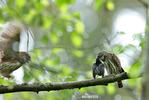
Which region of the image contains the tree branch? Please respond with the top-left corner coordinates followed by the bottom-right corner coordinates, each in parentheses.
top-left (0, 72), bottom-right (141, 94)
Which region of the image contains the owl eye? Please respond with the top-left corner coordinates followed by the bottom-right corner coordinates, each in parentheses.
top-left (98, 54), bottom-right (103, 58)
top-left (97, 55), bottom-right (104, 61)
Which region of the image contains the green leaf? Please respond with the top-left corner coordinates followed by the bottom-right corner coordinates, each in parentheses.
top-left (34, 1), bottom-right (44, 11)
top-left (75, 21), bottom-right (84, 33)
top-left (50, 33), bottom-right (59, 44)
top-left (61, 13), bottom-right (72, 20)
top-left (43, 57), bottom-right (60, 66)
top-left (128, 61), bottom-right (141, 78)
top-left (112, 45), bottom-right (125, 54)
top-left (118, 31), bottom-right (126, 34)
top-left (139, 38), bottom-right (145, 49)
top-left (87, 57), bottom-right (94, 65)
top-left (41, 34), bottom-right (49, 43)
top-left (107, 84), bottom-right (115, 95)
top-left (94, 0), bottom-right (104, 10)
top-left (25, 9), bottom-right (36, 22)
top-left (49, 58), bottom-right (60, 66)
top-left (43, 16), bottom-right (52, 29)
top-left (106, 0), bottom-right (115, 11)
top-left (17, 0), bottom-right (25, 8)
top-left (52, 48), bottom-right (64, 54)
top-left (33, 49), bottom-right (42, 56)
top-left (127, 79), bottom-right (137, 87)
top-left (61, 65), bottom-right (72, 76)
top-left (43, 58), bottom-right (51, 66)
top-left (31, 49), bottom-right (43, 62)
top-left (72, 50), bottom-right (84, 58)
top-left (125, 44), bottom-right (136, 51)
top-left (97, 86), bottom-right (105, 95)
top-left (133, 33), bottom-right (143, 41)
top-left (71, 34), bottom-right (82, 47)
top-left (72, 12), bottom-right (80, 19)
top-left (23, 70), bottom-right (33, 82)
top-left (79, 88), bottom-right (86, 94)
top-left (55, 0), bottom-right (75, 6)
top-left (59, 4), bottom-right (68, 13)
top-left (22, 93), bottom-right (32, 100)
top-left (41, 0), bottom-right (49, 7)
top-left (5, 94), bottom-right (13, 100)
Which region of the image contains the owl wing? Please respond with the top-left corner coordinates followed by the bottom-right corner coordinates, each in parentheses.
top-left (0, 60), bottom-right (22, 78)
top-left (111, 53), bottom-right (124, 73)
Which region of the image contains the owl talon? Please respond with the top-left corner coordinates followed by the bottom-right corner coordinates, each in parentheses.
top-left (104, 74), bottom-right (115, 77)
top-left (104, 75), bottom-right (110, 77)
top-left (3, 75), bottom-right (14, 79)
top-left (6, 75), bottom-right (14, 79)
top-left (0, 72), bottom-right (14, 79)
top-left (111, 74), bottom-right (116, 77)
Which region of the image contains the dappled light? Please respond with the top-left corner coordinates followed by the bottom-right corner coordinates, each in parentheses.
top-left (0, 0), bottom-right (149, 100)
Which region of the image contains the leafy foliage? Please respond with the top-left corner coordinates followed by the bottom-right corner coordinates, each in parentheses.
top-left (0, 0), bottom-right (145, 99)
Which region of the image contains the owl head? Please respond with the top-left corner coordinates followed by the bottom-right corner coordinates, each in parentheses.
top-left (97, 51), bottom-right (108, 61)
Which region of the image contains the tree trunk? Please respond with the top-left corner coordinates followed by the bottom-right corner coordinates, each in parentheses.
top-left (141, 1), bottom-right (149, 99)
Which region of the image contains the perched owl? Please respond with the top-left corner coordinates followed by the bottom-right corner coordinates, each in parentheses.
top-left (92, 57), bottom-right (105, 79)
top-left (0, 21), bottom-right (31, 78)
top-left (97, 51), bottom-right (124, 88)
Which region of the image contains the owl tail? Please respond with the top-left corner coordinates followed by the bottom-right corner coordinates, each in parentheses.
top-left (117, 81), bottom-right (123, 88)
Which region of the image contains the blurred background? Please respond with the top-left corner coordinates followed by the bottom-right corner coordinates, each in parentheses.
top-left (0, 0), bottom-right (147, 100)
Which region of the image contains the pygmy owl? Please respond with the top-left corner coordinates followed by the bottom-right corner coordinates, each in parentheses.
top-left (0, 21), bottom-right (31, 78)
top-left (97, 51), bottom-right (124, 88)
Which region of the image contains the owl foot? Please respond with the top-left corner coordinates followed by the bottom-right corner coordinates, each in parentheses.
top-left (110, 74), bottom-right (116, 77)
top-left (5, 75), bottom-right (14, 79)
top-left (0, 72), bottom-right (14, 79)
top-left (105, 74), bottom-right (116, 77)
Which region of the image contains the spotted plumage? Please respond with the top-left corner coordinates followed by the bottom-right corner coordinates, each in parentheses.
top-left (97, 51), bottom-right (124, 88)
top-left (0, 22), bottom-right (31, 78)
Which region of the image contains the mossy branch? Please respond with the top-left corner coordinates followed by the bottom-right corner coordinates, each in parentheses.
top-left (0, 72), bottom-right (140, 94)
